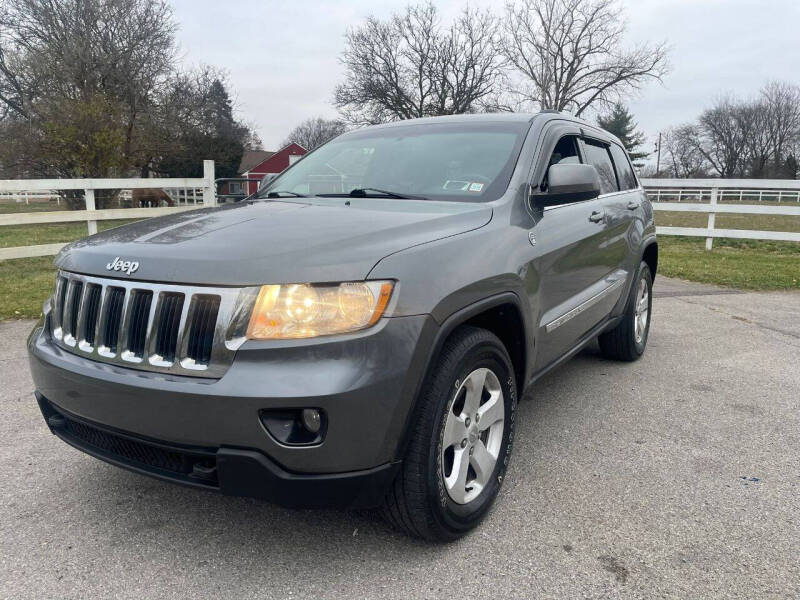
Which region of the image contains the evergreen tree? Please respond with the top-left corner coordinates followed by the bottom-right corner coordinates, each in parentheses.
top-left (597, 103), bottom-right (649, 165)
top-left (783, 154), bottom-right (798, 179)
top-left (154, 71), bottom-right (253, 179)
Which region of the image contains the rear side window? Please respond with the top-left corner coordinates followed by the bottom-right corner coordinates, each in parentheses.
top-left (582, 140), bottom-right (618, 195)
top-left (609, 144), bottom-right (638, 190)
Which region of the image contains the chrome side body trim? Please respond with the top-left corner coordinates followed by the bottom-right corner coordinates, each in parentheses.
top-left (544, 278), bottom-right (625, 333)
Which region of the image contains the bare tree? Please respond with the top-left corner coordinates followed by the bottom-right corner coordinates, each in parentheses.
top-left (662, 125), bottom-right (708, 178)
top-left (281, 117), bottom-right (348, 151)
top-left (656, 81), bottom-right (800, 180)
top-left (694, 97), bottom-right (752, 178)
top-left (762, 81), bottom-right (800, 173)
top-left (497, 0), bottom-right (669, 116)
top-left (334, 3), bottom-right (502, 124)
top-left (738, 100), bottom-right (772, 178)
top-left (0, 0), bottom-right (176, 178)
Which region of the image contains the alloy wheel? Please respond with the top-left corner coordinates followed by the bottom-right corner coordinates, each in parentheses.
top-left (634, 276), bottom-right (650, 344)
top-left (440, 367), bottom-right (505, 504)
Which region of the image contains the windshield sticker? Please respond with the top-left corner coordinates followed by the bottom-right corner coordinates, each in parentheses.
top-left (443, 180), bottom-right (470, 191)
top-left (468, 182), bottom-right (484, 192)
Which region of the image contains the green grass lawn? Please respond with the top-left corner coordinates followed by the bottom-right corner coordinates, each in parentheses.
top-left (656, 211), bottom-right (800, 233)
top-left (658, 236), bottom-right (800, 290)
top-left (0, 220), bottom-right (138, 248)
top-left (0, 256), bottom-right (56, 320)
top-left (0, 200), bottom-right (66, 214)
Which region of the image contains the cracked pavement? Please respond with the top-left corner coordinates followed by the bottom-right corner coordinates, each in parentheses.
top-left (1, 276), bottom-right (798, 599)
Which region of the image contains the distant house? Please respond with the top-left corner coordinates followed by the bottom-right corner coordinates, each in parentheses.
top-left (220, 143), bottom-right (307, 199)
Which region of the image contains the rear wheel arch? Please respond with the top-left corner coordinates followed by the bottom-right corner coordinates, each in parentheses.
top-left (642, 240), bottom-right (658, 280)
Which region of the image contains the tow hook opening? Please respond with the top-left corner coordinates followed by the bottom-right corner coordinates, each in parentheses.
top-left (190, 460), bottom-right (217, 482)
top-left (47, 414), bottom-right (66, 429)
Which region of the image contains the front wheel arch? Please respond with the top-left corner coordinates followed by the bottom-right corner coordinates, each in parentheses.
top-left (394, 292), bottom-right (529, 464)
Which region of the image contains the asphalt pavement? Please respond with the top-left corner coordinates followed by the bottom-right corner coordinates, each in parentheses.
top-left (0, 276), bottom-right (798, 599)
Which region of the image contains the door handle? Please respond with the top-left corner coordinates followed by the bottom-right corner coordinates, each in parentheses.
top-left (626, 201), bottom-right (640, 210)
top-left (589, 210), bottom-right (604, 223)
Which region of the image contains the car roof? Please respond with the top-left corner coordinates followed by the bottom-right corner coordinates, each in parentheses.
top-left (354, 111), bottom-right (598, 132)
top-left (341, 111), bottom-right (624, 149)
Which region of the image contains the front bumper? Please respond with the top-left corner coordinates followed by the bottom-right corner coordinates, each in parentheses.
top-left (28, 314), bottom-right (438, 507)
top-left (37, 394), bottom-right (399, 508)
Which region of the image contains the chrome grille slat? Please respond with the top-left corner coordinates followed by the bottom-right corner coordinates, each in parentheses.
top-left (99, 286), bottom-right (126, 356)
top-left (50, 271), bottom-right (239, 379)
top-left (76, 283), bottom-right (101, 352)
top-left (123, 290), bottom-right (153, 362)
top-left (149, 292), bottom-right (184, 365)
top-left (52, 276), bottom-right (68, 339)
top-left (62, 280), bottom-right (83, 346)
top-left (82, 284), bottom-right (103, 347)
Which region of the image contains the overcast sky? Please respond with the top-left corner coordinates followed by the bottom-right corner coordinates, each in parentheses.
top-left (172, 0), bottom-right (800, 154)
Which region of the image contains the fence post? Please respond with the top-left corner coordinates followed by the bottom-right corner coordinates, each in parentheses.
top-left (85, 188), bottom-right (98, 235)
top-left (203, 160), bottom-right (216, 207)
top-left (706, 187), bottom-right (717, 251)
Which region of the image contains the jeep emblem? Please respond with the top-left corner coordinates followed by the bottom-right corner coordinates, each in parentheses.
top-left (106, 257), bottom-right (139, 275)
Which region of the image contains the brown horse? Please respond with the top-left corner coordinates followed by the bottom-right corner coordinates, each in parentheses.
top-left (132, 188), bottom-right (174, 208)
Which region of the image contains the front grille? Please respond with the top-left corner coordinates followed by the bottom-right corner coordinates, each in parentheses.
top-left (50, 271), bottom-right (241, 378)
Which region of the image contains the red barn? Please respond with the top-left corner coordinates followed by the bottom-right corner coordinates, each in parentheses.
top-left (221, 143), bottom-right (308, 198)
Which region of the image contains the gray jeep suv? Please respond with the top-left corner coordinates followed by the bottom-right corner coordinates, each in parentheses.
top-left (28, 112), bottom-right (656, 541)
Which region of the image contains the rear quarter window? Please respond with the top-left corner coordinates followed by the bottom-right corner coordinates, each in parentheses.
top-left (609, 144), bottom-right (638, 191)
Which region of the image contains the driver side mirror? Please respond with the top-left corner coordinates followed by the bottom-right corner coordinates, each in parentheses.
top-left (531, 163), bottom-right (601, 208)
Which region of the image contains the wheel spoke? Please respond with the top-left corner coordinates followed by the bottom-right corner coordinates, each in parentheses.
top-left (442, 414), bottom-right (467, 450)
top-left (477, 392), bottom-right (504, 431)
top-left (470, 439), bottom-right (495, 487)
top-left (444, 447), bottom-right (470, 504)
top-left (463, 368), bottom-right (487, 416)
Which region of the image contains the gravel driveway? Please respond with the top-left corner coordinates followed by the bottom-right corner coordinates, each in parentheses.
top-left (1, 276), bottom-right (798, 599)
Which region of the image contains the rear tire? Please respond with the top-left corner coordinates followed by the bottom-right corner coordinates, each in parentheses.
top-left (598, 261), bottom-right (652, 361)
top-left (382, 326), bottom-right (517, 542)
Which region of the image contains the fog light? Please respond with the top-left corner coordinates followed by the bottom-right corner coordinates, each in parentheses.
top-left (301, 408), bottom-right (322, 434)
top-left (259, 408), bottom-right (327, 446)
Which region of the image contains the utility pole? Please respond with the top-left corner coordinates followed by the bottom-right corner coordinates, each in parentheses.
top-left (655, 132), bottom-right (662, 176)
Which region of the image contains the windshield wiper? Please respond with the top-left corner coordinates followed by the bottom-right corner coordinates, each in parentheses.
top-left (350, 187), bottom-right (428, 200)
top-left (265, 190), bottom-right (308, 198)
top-left (317, 188), bottom-right (428, 200)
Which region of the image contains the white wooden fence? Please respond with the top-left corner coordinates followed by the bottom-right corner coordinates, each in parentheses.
top-left (0, 160), bottom-right (215, 260)
top-left (2, 170), bottom-right (798, 259)
top-left (641, 178), bottom-right (800, 250)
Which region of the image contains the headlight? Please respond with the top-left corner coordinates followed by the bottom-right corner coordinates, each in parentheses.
top-left (244, 281), bottom-right (394, 340)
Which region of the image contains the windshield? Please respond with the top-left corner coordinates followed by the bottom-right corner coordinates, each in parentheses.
top-left (259, 120), bottom-right (530, 202)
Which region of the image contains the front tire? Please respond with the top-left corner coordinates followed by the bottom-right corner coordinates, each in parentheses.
top-left (598, 261), bottom-right (653, 361)
top-left (382, 326), bottom-right (517, 541)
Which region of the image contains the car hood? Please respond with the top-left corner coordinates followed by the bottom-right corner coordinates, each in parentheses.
top-left (55, 198), bottom-right (492, 285)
